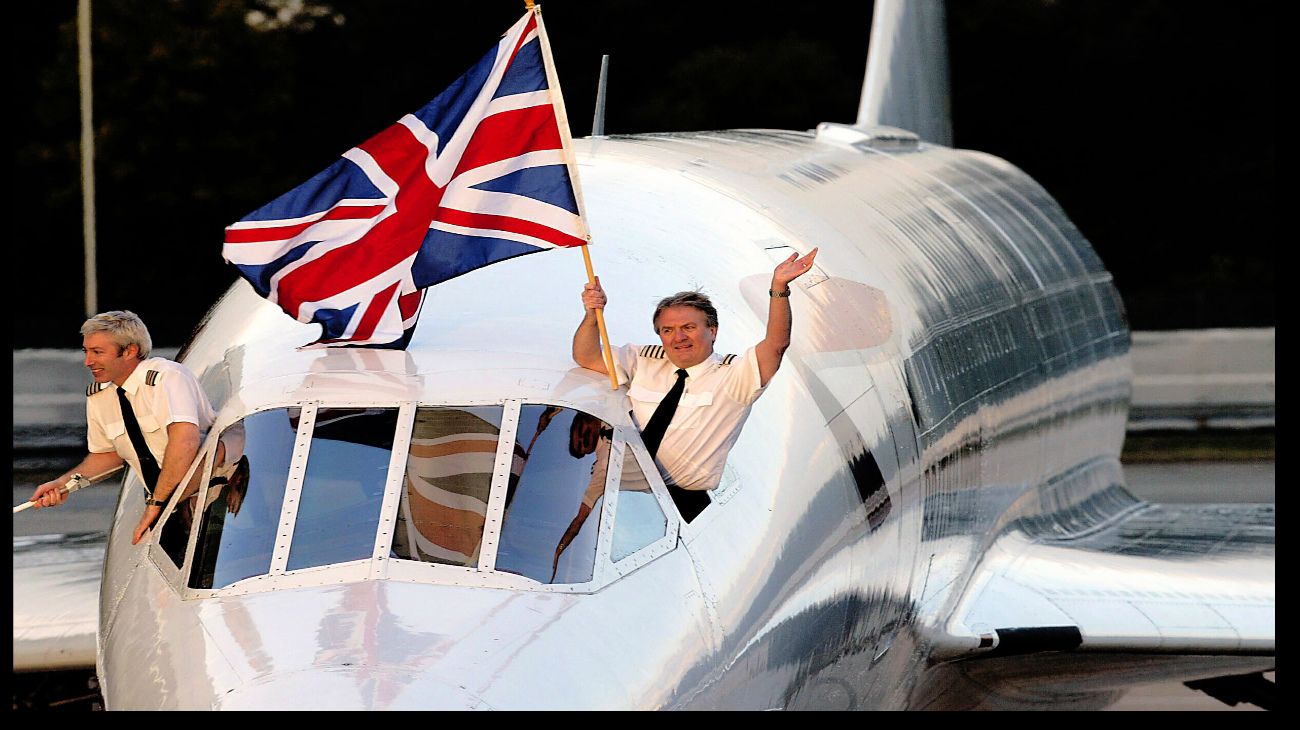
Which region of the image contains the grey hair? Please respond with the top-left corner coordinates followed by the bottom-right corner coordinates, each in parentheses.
top-left (652, 291), bottom-right (718, 330)
top-left (81, 310), bottom-right (152, 360)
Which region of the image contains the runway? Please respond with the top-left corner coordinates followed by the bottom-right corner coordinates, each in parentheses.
top-left (11, 458), bottom-right (1274, 710)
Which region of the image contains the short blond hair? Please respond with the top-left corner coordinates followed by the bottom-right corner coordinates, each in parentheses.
top-left (81, 310), bottom-right (152, 360)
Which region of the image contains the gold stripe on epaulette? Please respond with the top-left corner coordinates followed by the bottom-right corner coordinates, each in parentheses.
top-left (639, 345), bottom-right (666, 359)
top-left (145, 370), bottom-right (160, 386)
top-left (86, 383), bottom-right (106, 397)
top-left (722, 354), bottom-right (737, 365)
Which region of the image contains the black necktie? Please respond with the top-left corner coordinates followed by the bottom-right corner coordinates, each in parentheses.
top-left (640, 369), bottom-right (687, 458)
top-left (117, 386), bottom-right (161, 495)
top-left (637, 369), bottom-right (711, 523)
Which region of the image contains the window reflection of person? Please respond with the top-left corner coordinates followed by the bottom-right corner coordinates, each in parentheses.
top-left (170, 424), bottom-right (249, 537)
top-left (513, 405), bottom-right (563, 510)
top-left (551, 412), bottom-right (612, 580)
top-left (206, 424), bottom-right (250, 519)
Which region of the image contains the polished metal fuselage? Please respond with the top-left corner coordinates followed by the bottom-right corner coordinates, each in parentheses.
top-left (98, 128), bottom-right (1225, 709)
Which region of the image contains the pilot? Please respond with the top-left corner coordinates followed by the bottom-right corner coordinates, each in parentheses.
top-left (572, 249), bottom-right (818, 521)
top-left (30, 310), bottom-right (215, 545)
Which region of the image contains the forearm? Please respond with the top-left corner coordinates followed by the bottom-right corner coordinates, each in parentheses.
top-left (65, 451), bottom-right (127, 484)
top-left (573, 313), bottom-right (609, 374)
top-left (31, 451), bottom-right (124, 507)
top-left (43, 451), bottom-right (123, 490)
top-left (755, 281), bottom-right (794, 385)
top-left (765, 288), bottom-right (793, 356)
top-left (152, 423), bottom-right (201, 503)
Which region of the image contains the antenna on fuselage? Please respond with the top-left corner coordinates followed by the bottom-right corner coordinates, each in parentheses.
top-left (592, 54), bottom-right (610, 137)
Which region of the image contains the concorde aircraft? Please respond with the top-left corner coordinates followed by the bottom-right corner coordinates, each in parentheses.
top-left (14, 0), bottom-right (1274, 710)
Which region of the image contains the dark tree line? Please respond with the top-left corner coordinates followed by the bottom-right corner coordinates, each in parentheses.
top-left (12, 0), bottom-right (1275, 347)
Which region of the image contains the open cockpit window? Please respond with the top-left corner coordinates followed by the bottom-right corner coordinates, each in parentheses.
top-left (612, 447), bottom-right (665, 562)
top-left (158, 451), bottom-right (209, 570)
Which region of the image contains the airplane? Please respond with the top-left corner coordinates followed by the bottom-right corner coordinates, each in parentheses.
top-left (13, 0), bottom-right (1274, 710)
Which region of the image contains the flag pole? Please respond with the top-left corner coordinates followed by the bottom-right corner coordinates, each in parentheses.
top-left (13, 465), bottom-right (124, 514)
top-left (532, 3), bottom-right (620, 391)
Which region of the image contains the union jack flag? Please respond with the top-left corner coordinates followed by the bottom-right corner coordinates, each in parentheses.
top-left (223, 11), bottom-right (588, 348)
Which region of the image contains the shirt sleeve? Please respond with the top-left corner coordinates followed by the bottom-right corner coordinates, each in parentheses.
top-left (155, 366), bottom-right (210, 427)
top-left (612, 344), bottom-right (640, 387)
top-left (721, 346), bottom-right (767, 405)
top-left (86, 400), bottom-right (115, 453)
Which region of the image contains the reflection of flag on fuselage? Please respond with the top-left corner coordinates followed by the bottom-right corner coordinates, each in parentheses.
top-left (223, 11), bottom-right (587, 348)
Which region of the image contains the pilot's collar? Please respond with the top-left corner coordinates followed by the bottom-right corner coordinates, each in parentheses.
top-left (681, 352), bottom-right (722, 381)
top-left (117, 361), bottom-right (149, 396)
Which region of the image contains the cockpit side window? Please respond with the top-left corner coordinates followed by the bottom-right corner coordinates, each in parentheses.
top-left (611, 447), bottom-right (666, 562)
top-left (286, 408), bottom-right (398, 571)
top-left (190, 410), bottom-right (297, 589)
top-left (494, 406), bottom-right (611, 584)
top-left (392, 406), bottom-right (505, 566)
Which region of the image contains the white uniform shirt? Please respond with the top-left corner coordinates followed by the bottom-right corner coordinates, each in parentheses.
top-left (613, 344), bottom-right (767, 490)
top-left (86, 357), bottom-right (215, 482)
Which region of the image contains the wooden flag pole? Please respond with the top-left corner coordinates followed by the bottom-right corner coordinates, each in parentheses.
top-left (533, 3), bottom-right (620, 390)
top-left (579, 245), bottom-right (619, 389)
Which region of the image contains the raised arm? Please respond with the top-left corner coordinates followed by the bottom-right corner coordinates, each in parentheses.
top-left (755, 248), bottom-right (818, 386)
top-left (573, 276), bottom-right (610, 375)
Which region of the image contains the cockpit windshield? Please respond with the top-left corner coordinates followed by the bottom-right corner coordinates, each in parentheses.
top-left (161, 401), bottom-right (675, 594)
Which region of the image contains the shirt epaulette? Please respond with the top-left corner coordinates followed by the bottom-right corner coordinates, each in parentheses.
top-left (87, 382), bottom-right (109, 397)
top-left (721, 354), bottom-right (737, 365)
top-left (145, 369), bottom-right (161, 386)
top-left (639, 345), bottom-right (666, 359)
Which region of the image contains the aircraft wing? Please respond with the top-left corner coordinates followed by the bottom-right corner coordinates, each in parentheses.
top-left (924, 501), bottom-right (1274, 708)
top-left (13, 532), bottom-right (105, 672)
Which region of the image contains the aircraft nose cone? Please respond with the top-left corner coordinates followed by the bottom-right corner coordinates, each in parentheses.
top-left (214, 666), bottom-right (494, 710)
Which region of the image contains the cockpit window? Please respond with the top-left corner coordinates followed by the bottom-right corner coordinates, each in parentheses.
top-left (611, 448), bottom-right (665, 562)
top-left (494, 406), bottom-right (611, 584)
top-left (190, 410), bottom-right (297, 589)
top-left (392, 406), bottom-right (507, 566)
top-left (286, 408), bottom-right (397, 571)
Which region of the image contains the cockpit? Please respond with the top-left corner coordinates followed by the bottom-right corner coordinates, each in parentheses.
top-left (149, 399), bottom-right (680, 598)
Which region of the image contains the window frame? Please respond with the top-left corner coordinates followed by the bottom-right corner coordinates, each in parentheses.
top-left (147, 434), bottom-right (217, 587)
top-left (152, 397), bottom-right (683, 601)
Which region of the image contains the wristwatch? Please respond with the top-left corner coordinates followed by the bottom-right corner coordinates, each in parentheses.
top-left (769, 288), bottom-right (791, 298)
top-left (146, 498), bottom-right (167, 507)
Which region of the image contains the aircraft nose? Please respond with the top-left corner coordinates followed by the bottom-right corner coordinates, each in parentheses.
top-left (214, 666), bottom-right (494, 710)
